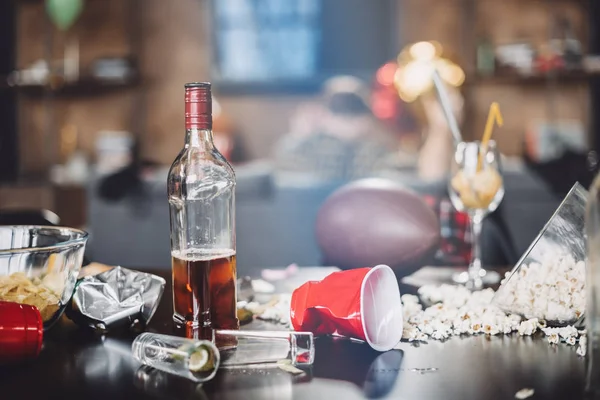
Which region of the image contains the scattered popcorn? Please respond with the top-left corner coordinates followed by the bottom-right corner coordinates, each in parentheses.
top-left (501, 323), bottom-right (514, 335)
top-left (471, 322), bottom-right (482, 334)
top-left (494, 249), bottom-right (585, 324)
top-left (404, 285), bottom-right (517, 342)
top-left (515, 388), bottom-right (535, 399)
top-left (547, 333), bottom-right (559, 344)
top-left (401, 294), bottom-right (420, 304)
top-left (558, 325), bottom-right (579, 339)
top-left (517, 319), bottom-right (538, 336)
top-left (483, 324), bottom-right (500, 336)
top-left (537, 319), bottom-right (547, 329)
top-left (541, 326), bottom-right (579, 342)
top-left (402, 295), bottom-right (423, 322)
top-left (401, 283), bottom-right (587, 356)
top-left (508, 314), bottom-right (523, 329)
top-left (245, 294), bottom-right (291, 326)
top-left (402, 325), bottom-right (419, 341)
top-left (431, 330), bottom-right (449, 341)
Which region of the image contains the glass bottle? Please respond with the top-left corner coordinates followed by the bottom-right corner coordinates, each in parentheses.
top-left (587, 174), bottom-right (600, 395)
top-left (168, 82), bottom-right (239, 349)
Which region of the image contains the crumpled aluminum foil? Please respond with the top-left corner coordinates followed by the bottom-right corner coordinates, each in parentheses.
top-left (67, 266), bottom-right (165, 332)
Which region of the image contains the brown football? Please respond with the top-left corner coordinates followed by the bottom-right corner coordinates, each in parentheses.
top-left (315, 178), bottom-right (440, 276)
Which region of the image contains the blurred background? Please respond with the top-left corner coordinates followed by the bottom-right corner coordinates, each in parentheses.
top-left (0, 0), bottom-right (599, 275)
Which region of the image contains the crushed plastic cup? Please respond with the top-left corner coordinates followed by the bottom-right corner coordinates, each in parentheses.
top-left (493, 182), bottom-right (588, 326)
top-left (290, 264), bottom-right (403, 352)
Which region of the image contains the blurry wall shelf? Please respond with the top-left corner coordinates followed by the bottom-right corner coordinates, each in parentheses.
top-left (0, 183), bottom-right (54, 211)
top-left (5, 74), bottom-right (141, 98)
top-left (13, 0), bottom-right (144, 182)
top-left (14, 0), bottom-right (100, 3)
top-left (460, 0), bottom-right (591, 147)
top-left (0, 183), bottom-right (86, 228)
top-left (474, 0), bottom-right (589, 8)
top-left (472, 70), bottom-right (600, 85)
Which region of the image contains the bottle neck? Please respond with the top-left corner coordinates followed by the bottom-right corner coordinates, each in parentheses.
top-left (185, 128), bottom-right (214, 149)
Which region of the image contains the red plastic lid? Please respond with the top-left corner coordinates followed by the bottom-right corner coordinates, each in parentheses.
top-left (0, 301), bottom-right (44, 362)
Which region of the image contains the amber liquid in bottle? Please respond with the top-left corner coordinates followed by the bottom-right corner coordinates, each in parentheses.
top-left (172, 250), bottom-right (238, 348)
top-left (168, 82), bottom-right (239, 349)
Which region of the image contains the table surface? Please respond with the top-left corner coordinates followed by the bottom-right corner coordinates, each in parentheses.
top-left (0, 267), bottom-right (587, 400)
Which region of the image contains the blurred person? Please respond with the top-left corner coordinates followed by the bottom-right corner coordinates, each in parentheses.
top-left (274, 76), bottom-right (399, 181)
top-left (275, 75), bottom-right (462, 183)
top-left (416, 86), bottom-right (463, 182)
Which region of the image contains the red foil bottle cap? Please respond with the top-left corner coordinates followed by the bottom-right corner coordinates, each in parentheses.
top-left (185, 82), bottom-right (212, 130)
top-left (0, 301), bottom-right (44, 363)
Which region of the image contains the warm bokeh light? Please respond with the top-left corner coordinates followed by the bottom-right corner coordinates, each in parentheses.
top-left (409, 41), bottom-right (436, 61)
top-left (394, 59), bottom-right (435, 102)
top-left (437, 59), bottom-right (465, 87)
top-left (376, 62), bottom-right (398, 87)
top-left (372, 96), bottom-right (396, 119)
top-left (393, 41), bottom-right (465, 103)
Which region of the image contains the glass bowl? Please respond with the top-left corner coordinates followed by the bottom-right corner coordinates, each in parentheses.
top-left (0, 226), bottom-right (88, 330)
top-left (492, 182), bottom-right (587, 326)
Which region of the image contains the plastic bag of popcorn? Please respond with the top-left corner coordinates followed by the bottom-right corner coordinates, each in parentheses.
top-left (493, 182), bottom-right (588, 326)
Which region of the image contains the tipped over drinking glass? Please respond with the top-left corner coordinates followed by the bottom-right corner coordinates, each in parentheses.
top-left (449, 140), bottom-right (504, 289)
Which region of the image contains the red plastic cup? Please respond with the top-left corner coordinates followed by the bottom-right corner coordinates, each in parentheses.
top-left (290, 264), bottom-right (403, 352)
top-left (0, 301), bottom-right (44, 362)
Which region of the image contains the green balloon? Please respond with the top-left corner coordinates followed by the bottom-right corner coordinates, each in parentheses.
top-left (46, 0), bottom-right (84, 31)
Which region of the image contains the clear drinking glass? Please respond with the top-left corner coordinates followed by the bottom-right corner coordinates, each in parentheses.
top-left (448, 140), bottom-right (505, 289)
top-left (132, 333), bottom-right (221, 383)
top-left (216, 330), bottom-right (314, 367)
top-left (132, 331), bottom-right (314, 382)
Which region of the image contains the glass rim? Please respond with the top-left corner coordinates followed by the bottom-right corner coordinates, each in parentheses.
top-left (457, 140), bottom-right (500, 154)
top-left (0, 225), bottom-right (89, 254)
top-left (460, 139), bottom-right (498, 147)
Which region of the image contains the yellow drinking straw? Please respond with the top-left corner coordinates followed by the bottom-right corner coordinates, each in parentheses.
top-left (477, 102), bottom-right (503, 171)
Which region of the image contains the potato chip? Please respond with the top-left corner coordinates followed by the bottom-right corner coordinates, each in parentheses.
top-left (0, 281), bottom-right (19, 297)
top-left (0, 272), bottom-right (61, 322)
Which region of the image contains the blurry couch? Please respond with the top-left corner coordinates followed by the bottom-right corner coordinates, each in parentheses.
top-left (85, 160), bottom-right (562, 276)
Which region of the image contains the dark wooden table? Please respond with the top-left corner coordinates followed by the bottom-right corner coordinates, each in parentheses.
top-left (0, 268), bottom-right (587, 400)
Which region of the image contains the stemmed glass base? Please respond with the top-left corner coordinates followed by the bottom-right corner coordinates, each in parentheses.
top-left (451, 209), bottom-right (501, 290)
